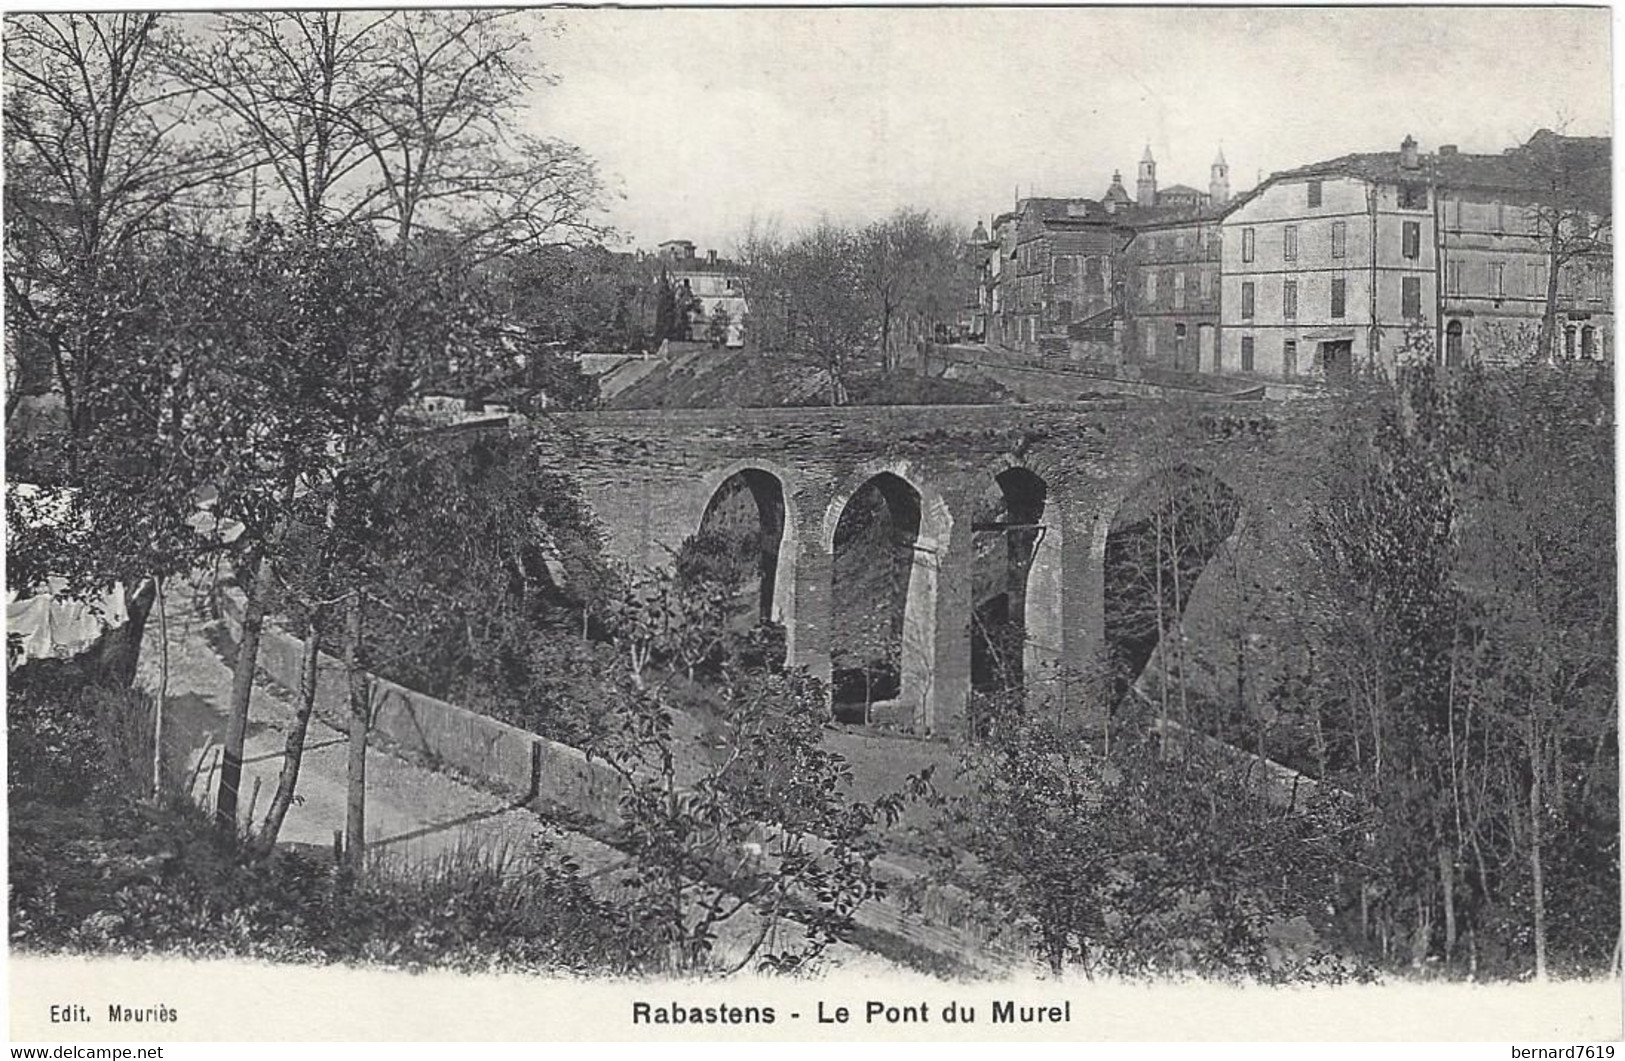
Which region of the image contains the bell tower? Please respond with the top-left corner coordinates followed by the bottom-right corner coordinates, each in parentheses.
top-left (1136, 144), bottom-right (1158, 207)
top-left (1209, 148), bottom-right (1230, 205)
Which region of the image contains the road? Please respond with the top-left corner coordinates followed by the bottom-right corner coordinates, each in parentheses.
top-left (136, 590), bottom-right (907, 977)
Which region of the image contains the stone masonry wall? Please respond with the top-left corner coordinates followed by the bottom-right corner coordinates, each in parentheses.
top-left (543, 399), bottom-right (1328, 737)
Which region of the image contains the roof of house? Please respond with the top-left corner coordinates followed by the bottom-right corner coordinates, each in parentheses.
top-left (1271, 130), bottom-right (1610, 207)
top-left (1159, 183), bottom-right (1206, 198)
top-left (1019, 196), bottom-right (1105, 221)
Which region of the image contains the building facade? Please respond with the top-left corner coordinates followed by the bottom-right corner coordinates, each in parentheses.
top-left (1122, 211), bottom-right (1227, 373)
top-left (1220, 132), bottom-right (1611, 380)
top-left (657, 241), bottom-right (748, 347)
top-left (991, 197), bottom-right (1129, 355)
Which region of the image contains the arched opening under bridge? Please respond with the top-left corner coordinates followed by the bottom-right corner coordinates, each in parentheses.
top-left (829, 472), bottom-right (936, 727)
top-left (1103, 464), bottom-right (1241, 711)
top-left (968, 467), bottom-right (1061, 710)
top-left (680, 468), bottom-right (790, 670)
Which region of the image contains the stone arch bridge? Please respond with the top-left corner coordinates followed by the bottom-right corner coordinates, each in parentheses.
top-left (543, 400), bottom-right (1328, 739)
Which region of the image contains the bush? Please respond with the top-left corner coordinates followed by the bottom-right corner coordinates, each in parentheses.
top-left (8, 666), bottom-right (638, 974)
top-left (922, 699), bottom-right (1369, 983)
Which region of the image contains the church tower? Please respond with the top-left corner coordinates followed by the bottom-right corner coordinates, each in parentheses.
top-left (1209, 148), bottom-right (1230, 206)
top-left (1136, 145), bottom-right (1158, 207)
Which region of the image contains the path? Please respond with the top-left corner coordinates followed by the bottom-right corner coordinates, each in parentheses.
top-left (135, 590), bottom-right (907, 977)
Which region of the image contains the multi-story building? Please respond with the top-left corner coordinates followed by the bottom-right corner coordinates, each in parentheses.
top-left (1122, 209), bottom-right (1228, 373)
top-left (1220, 132), bottom-right (1611, 380)
top-left (1436, 130), bottom-right (1612, 365)
top-left (992, 196), bottom-right (1129, 355)
top-left (982, 146), bottom-right (1236, 359)
top-left (656, 240), bottom-right (748, 347)
top-left (1121, 151), bottom-right (1236, 372)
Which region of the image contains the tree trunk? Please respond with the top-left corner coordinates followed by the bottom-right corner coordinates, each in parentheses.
top-left (343, 591), bottom-right (368, 869)
top-left (92, 576), bottom-right (156, 689)
top-left (1537, 222), bottom-right (1564, 363)
top-left (151, 575), bottom-right (168, 801)
top-left (256, 606), bottom-right (324, 856)
top-left (1529, 718), bottom-right (1548, 981)
top-left (1439, 845), bottom-right (1457, 965)
top-left (216, 553), bottom-right (270, 832)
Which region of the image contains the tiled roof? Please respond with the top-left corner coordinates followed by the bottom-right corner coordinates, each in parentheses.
top-left (1020, 196), bottom-right (1104, 221)
top-left (1272, 131), bottom-right (1610, 207)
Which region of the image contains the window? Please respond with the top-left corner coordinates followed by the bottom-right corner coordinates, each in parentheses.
top-left (1241, 281), bottom-right (1255, 319)
top-left (1533, 263), bottom-right (1548, 297)
top-left (1331, 221), bottom-right (1347, 259)
top-left (1173, 271), bottom-right (1186, 309)
top-left (1175, 232), bottom-right (1186, 252)
top-left (1174, 323), bottom-right (1187, 368)
top-left (1398, 184), bottom-right (1428, 210)
top-left (1489, 263), bottom-right (1505, 298)
top-left (1403, 221), bottom-right (1421, 260)
top-left (1331, 277), bottom-right (1347, 319)
top-left (1284, 225), bottom-right (1298, 261)
top-left (1054, 256), bottom-right (1075, 281)
top-left (1146, 326), bottom-right (1158, 361)
top-left (1283, 280), bottom-right (1298, 320)
top-left (1242, 227), bottom-right (1255, 263)
top-left (1447, 261), bottom-right (1462, 296)
top-left (1145, 272), bottom-right (1158, 303)
top-left (1402, 275), bottom-right (1422, 318)
top-left (1058, 300), bottom-right (1074, 323)
top-left (1284, 339), bottom-right (1298, 377)
top-left (1199, 269), bottom-right (1212, 301)
top-left (1495, 202), bottom-right (1506, 235)
top-left (1308, 180), bottom-right (1323, 208)
top-left (1449, 198), bottom-right (1462, 231)
top-left (1241, 336), bottom-right (1255, 372)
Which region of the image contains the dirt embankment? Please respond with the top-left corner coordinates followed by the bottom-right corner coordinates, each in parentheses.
top-left (598, 345), bottom-right (1012, 409)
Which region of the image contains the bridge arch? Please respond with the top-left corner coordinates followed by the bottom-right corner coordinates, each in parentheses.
top-left (1100, 460), bottom-right (1243, 710)
top-left (822, 461), bottom-right (955, 733)
top-left (686, 460), bottom-right (801, 662)
top-left (969, 460), bottom-right (1066, 709)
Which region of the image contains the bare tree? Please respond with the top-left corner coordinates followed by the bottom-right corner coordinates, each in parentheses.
top-left (740, 220), bottom-right (872, 404)
top-left (1513, 128), bottom-right (1611, 364)
top-left (167, 11), bottom-right (607, 257)
top-left (858, 208), bottom-right (962, 372)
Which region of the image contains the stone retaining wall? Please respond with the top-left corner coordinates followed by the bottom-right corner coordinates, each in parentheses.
top-left (217, 588), bottom-right (627, 824)
top-left (215, 586), bottom-right (1031, 973)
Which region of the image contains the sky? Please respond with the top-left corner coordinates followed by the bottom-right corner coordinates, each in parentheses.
top-left (526, 7), bottom-right (1612, 254)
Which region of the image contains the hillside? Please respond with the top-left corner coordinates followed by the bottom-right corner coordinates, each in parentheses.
top-left (600, 345), bottom-right (1013, 409)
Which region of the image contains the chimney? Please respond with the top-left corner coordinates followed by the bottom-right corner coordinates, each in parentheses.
top-left (1401, 134), bottom-right (1420, 170)
top-left (707, 249), bottom-right (718, 265)
top-left (1439, 144), bottom-right (1458, 156)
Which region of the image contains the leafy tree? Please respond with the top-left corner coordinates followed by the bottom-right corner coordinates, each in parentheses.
top-left (4, 12), bottom-right (244, 468)
top-left (1306, 363), bottom-right (1615, 977)
top-left (592, 656), bottom-right (898, 975)
top-left (923, 699), bottom-right (1359, 981)
top-left (706, 304), bottom-right (732, 348)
